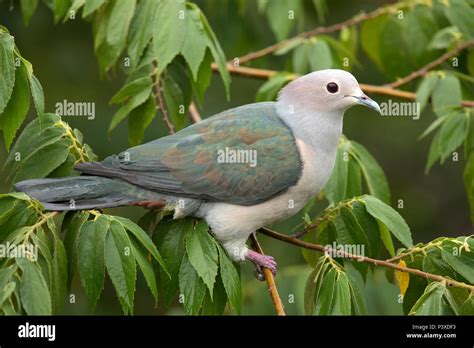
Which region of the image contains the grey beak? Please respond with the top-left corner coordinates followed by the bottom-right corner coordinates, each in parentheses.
top-left (353, 95), bottom-right (381, 114)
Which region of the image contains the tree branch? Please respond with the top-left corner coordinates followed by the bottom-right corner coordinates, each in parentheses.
top-left (258, 227), bottom-right (474, 292)
top-left (387, 39), bottom-right (474, 89)
top-left (249, 234), bottom-right (286, 315)
top-left (211, 63), bottom-right (474, 108)
top-left (188, 101), bottom-right (202, 123)
top-left (236, 3), bottom-right (405, 65)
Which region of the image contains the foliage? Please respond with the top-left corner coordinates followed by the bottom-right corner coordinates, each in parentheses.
top-left (0, 0), bottom-right (473, 315)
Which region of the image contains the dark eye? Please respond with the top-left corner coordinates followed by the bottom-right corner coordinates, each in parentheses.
top-left (326, 82), bottom-right (339, 93)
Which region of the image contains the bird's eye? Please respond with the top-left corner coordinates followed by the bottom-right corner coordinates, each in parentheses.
top-left (326, 82), bottom-right (339, 93)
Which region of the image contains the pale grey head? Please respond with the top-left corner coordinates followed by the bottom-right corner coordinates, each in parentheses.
top-left (277, 69), bottom-right (381, 115)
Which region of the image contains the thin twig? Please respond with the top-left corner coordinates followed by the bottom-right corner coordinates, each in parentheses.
top-left (258, 227), bottom-right (474, 292)
top-left (153, 80), bottom-right (175, 134)
top-left (236, 3), bottom-right (405, 65)
top-left (211, 63), bottom-right (474, 108)
top-left (387, 39), bottom-right (474, 88)
top-left (249, 234), bottom-right (286, 315)
top-left (188, 101), bottom-right (202, 123)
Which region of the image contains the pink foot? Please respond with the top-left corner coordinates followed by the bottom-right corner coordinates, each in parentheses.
top-left (246, 250), bottom-right (277, 275)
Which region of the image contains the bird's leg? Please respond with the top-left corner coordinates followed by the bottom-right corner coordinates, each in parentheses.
top-left (245, 249), bottom-right (277, 276)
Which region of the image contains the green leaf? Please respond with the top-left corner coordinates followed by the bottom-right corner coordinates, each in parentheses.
top-left (51, 233), bottom-right (67, 313)
top-left (202, 273), bottom-right (227, 315)
top-left (216, 242), bottom-right (241, 314)
top-left (428, 26), bottom-right (458, 50)
top-left (350, 141), bottom-right (391, 204)
top-left (82, 0), bottom-right (105, 17)
top-left (425, 130), bottom-right (442, 174)
top-left (324, 141), bottom-right (349, 204)
top-left (128, 96), bottom-right (156, 146)
top-left (52, 0), bottom-right (71, 23)
top-left (431, 74), bottom-right (462, 116)
top-left (111, 77), bottom-right (153, 105)
top-left (30, 74), bottom-right (45, 122)
top-left (185, 221), bottom-right (218, 295)
top-left (106, 0), bottom-right (136, 53)
top-left (315, 267), bottom-right (337, 315)
top-left (418, 113), bottom-right (447, 140)
top-left (255, 73), bottom-right (293, 102)
top-left (464, 153), bottom-right (474, 224)
top-left (0, 282), bottom-right (15, 308)
top-left (351, 202), bottom-right (381, 259)
top-left (113, 216), bottom-right (167, 274)
top-left (190, 49), bottom-right (212, 105)
top-left (12, 138), bottom-right (71, 182)
top-left (179, 253), bottom-right (206, 315)
top-left (362, 195), bottom-right (413, 248)
top-left (130, 237), bottom-right (158, 305)
top-left (307, 39), bottom-right (333, 71)
top-left (4, 114), bottom-right (64, 177)
top-left (153, 0), bottom-right (187, 74)
top-left (438, 110), bottom-right (468, 162)
top-left (264, 0), bottom-right (299, 41)
top-left (20, 0), bottom-right (39, 25)
top-left (109, 85), bottom-right (151, 133)
top-left (199, 9), bottom-right (230, 98)
top-left (153, 217), bottom-right (191, 305)
top-left (360, 15), bottom-right (389, 71)
top-left (63, 211), bottom-right (89, 289)
top-left (0, 31), bottom-right (15, 116)
top-left (77, 215), bottom-right (108, 309)
top-left (444, 0), bottom-right (474, 39)
top-left (127, 0), bottom-right (159, 69)
top-left (467, 49), bottom-right (474, 77)
top-left (441, 241), bottom-right (474, 283)
top-left (416, 73), bottom-right (439, 114)
top-left (17, 258), bottom-right (52, 315)
top-left (409, 281), bottom-right (446, 315)
top-left (105, 220), bottom-right (136, 313)
top-left (181, 4), bottom-right (208, 81)
top-left (0, 61), bottom-right (30, 151)
top-left (304, 257), bottom-right (329, 314)
top-left (346, 157), bottom-right (362, 198)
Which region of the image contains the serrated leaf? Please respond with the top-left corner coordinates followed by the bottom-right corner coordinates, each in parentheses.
top-left (130, 237), bottom-right (158, 305)
top-left (216, 242), bottom-right (241, 314)
top-left (409, 281), bottom-right (446, 315)
top-left (113, 216), bottom-right (167, 274)
top-left (441, 241), bottom-right (474, 283)
top-left (153, 0), bottom-right (187, 74)
top-left (438, 110), bottom-right (468, 162)
top-left (416, 74), bottom-right (439, 114)
top-left (0, 61), bottom-right (30, 151)
top-left (77, 215), bottom-right (108, 309)
top-left (127, 0), bottom-right (159, 69)
top-left (17, 258), bottom-right (52, 315)
top-left (431, 74), bottom-right (462, 117)
top-left (464, 153), bottom-right (474, 224)
top-left (0, 31), bottom-right (15, 115)
top-left (105, 220), bottom-right (136, 313)
top-left (109, 85), bottom-right (151, 133)
top-left (128, 96), bottom-right (156, 146)
top-left (63, 211), bottom-right (89, 289)
top-left (255, 73), bottom-right (292, 102)
top-left (12, 138), bottom-right (71, 182)
top-left (350, 141), bottom-right (390, 204)
top-left (30, 74), bottom-right (45, 123)
top-left (110, 76), bottom-right (153, 105)
top-left (106, 0), bottom-right (136, 54)
top-left (179, 253), bottom-right (206, 315)
top-left (363, 195), bottom-right (413, 248)
top-left (324, 141), bottom-right (349, 204)
top-left (185, 221), bottom-right (218, 296)
top-left (51, 233), bottom-right (67, 313)
top-left (181, 4), bottom-right (207, 81)
top-left (153, 217), bottom-right (191, 305)
top-left (82, 0), bottom-right (105, 17)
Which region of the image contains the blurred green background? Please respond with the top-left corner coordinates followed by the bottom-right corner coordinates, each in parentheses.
top-left (0, 0), bottom-right (471, 315)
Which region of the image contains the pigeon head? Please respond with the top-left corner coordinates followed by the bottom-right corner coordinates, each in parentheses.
top-left (277, 69), bottom-right (381, 115)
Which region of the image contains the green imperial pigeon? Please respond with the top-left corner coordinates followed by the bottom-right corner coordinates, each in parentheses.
top-left (15, 69), bottom-right (380, 274)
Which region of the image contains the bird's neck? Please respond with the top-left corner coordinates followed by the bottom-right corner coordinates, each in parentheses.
top-left (275, 101), bottom-right (344, 156)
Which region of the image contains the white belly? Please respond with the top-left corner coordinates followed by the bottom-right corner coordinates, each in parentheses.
top-left (197, 139), bottom-right (336, 245)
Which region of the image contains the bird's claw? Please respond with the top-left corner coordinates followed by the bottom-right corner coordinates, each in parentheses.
top-left (246, 250), bottom-right (277, 277)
